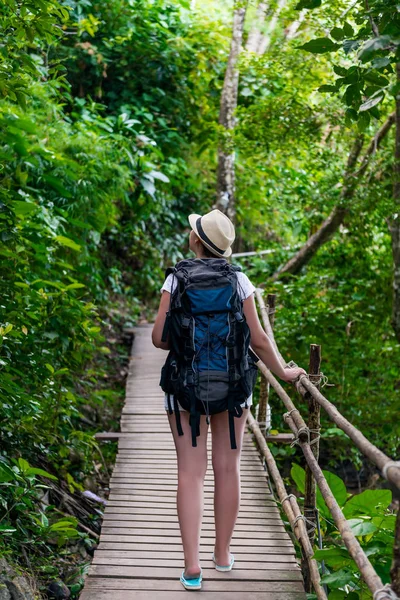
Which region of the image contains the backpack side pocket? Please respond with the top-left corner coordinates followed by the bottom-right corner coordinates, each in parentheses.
top-left (160, 351), bottom-right (178, 393)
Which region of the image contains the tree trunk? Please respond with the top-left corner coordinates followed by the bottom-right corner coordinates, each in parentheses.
top-left (215, 2), bottom-right (248, 223)
top-left (284, 9), bottom-right (306, 40)
top-left (246, 2), bottom-right (269, 53)
top-left (272, 113), bottom-right (396, 280)
top-left (258, 0), bottom-right (287, 54)
top-left (388, 63), bottom-right (400, 343)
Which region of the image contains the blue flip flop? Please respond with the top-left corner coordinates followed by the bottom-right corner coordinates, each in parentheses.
top-left (211, 552), bottom-right (235, 571)
top-left (180, 567), bottom-right (203, 590)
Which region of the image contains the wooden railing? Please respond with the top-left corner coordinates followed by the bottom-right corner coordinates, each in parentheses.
top-left (249, 288), bottom-right (400, 600)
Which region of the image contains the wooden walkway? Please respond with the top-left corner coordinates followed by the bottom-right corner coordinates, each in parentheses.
top-left (80, 324), bottom-right (306, 600)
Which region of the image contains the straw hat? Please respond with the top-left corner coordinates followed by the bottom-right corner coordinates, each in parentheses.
top-left (188, 209), bottom-right (235, 258)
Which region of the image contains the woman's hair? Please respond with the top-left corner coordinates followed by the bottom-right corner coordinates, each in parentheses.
top-left (200, 241), bottom-right (218, 258)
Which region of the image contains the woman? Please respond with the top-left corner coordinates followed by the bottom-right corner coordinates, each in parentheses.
top-left (152, 209), bottom-right (306, 590)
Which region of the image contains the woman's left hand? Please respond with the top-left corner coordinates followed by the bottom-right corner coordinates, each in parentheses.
top-left (280, 366), bottom-right (307, 382)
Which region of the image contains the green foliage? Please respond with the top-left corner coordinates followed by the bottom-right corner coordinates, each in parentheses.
top-left (291, 465), bottom-right (394, 596)
top-left (296, 0), bottom-right (400, 121)
top-left (0, 0), bottom-right (69, 105)
top-left (0, 456), bottom-right (80, 548)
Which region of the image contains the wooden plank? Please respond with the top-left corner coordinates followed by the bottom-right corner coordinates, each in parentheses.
top-left (102, 514), bottom-right (281, 525)
top-left (83, 577), bottom-right (304, 591)
top-left (109, 476), bottom-right (268, 487)
top-left (98, 526), bottom-right (288, 538)
top-left (108, 484), bottom-right (271, 494)
top-left (104, 499), bottom-right (278, 510)
top-left (98, 536), bottom-right (294, 547)
top-left (97, 542), bottom-right (296, 554)
top-left (110, 465), bottom-right (266, 475)
top-left (91, 550), bottom-right (297, 561)
top-left (106, 491), bottom-right (276, 502)
top-left (81, 590), bottom-right (306, 600)
top-left (92, 556), bottom-right (299, 568)
top-left (87, 565), bottom-right (303, 580)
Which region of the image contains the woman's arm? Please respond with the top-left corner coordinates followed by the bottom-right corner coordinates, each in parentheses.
top-left (242, 293), bottom-right (306, 382)
top-left (152, 291), bottom-right (171, 350)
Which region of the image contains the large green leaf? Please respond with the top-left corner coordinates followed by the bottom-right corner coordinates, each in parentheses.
top-left (290, 463), bottom-right (305, 494)
top-left (313, 547), bottom-right (353, 569)
top-left (0, 463), bottom-right (17, 482)
top-left (343, 489), bottom-right (392, 518)
top-left (359, 95), bottom-right (384, 112)
top-left (295, 0), bottom-right (321, 8)
top-left (290, 465), bottom-right (347, 516)
top-left (371, 515), bottom-right (396, 532)
top-left (358, 35), bottom-right (393, 62)
top-left (316, 470), bottom-right (348, 517)
top-left (54, 236), bottom-right (81, 252)
top-left (347, 518), bottom-right (377, 537)
top-left (321, 568), bottom-right (355, 588)
top-left (26, 467), bottom-right (58, 481)
top-left (42, 174), bottom-right (72, 198)
top-left (299, 38), bottom-right (340, 54)
top-left (12, 201), bottom-right (37, 217)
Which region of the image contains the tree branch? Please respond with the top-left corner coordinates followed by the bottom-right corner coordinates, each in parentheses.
top-left (271, 115), bottom-right (395, 280)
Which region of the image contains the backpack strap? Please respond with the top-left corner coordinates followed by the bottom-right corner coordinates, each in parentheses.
top-left (188, 386), bottom-right (200, 447)
top-left (161, 267), bottom-right (178, 343)
top-left (227, 393), bottom-right (237, 450)
top-left (173, 395), bottom-right (183, 436)
top-left (166, 391), bottom-right (173, 415)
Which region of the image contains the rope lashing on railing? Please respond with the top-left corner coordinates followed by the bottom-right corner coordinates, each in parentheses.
top-left (289, 427), bottom-right (321, 448)
top-left (281, 493), bottom-right (296, 505)
top-left (283, 408), bottom-right (300, 419)
top-left (292, 513), bottom-right (317, 536)
top-left (283, 410), bottom-right (321, 448)
top-left (373, 584), bottom-right (399, 600)
top-left (286, 360), bottom-right (332, 388)
top-left (382, 461), bottom-right (400, 480)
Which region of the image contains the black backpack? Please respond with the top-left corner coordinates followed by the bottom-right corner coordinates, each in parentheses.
top-left (159, 257), bottom-right (259, 450)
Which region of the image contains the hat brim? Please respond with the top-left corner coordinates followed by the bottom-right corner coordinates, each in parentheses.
top-left (188, 213), bottom-right (232, 258)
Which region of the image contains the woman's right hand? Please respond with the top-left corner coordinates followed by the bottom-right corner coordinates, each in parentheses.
top-left (280, 366), bottom-right (307, 382)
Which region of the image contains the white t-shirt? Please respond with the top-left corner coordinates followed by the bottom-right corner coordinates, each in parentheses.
top-left (160, 267), bottom-right (256, 411)
top-left (160, 270), bottom-right (256, 300)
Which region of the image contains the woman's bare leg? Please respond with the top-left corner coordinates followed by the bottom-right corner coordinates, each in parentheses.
top-left (210, 407), bottom-right (249, 566)
top-left (167, 410), bottom-right (209, 578)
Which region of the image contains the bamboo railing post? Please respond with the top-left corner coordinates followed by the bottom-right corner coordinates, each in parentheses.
top-left (391, 506), bottom-right (400, 594)
top-left (304, 344), bottom-right (322, 540)
top-left (258, 293), bottom-right (276, 431)
top-left (302, 344), bottom-right (322, 592)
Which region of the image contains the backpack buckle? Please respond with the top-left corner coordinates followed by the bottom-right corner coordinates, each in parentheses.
top-left (182, 316), bottom-right (191, 328)
top-left (234, 311), bottom-right (244, 322)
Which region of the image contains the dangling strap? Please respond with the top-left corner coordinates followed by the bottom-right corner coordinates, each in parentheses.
top-left (228, 411), bottom-right (236, 450)
top-left (189, 387), bottom-right (197, 447)
top-left (195, 411), bottom-right (201, 437)
top-left (161, 312), bottom-right (171, 343)
top-left (173, 395), bottom-right (183, 436)
top-left (227, 391), bottom-right (237, 450)
top-left (167, 391), bottom-right (173, 415)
